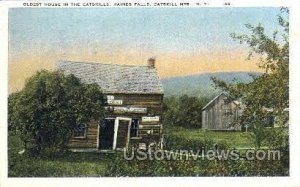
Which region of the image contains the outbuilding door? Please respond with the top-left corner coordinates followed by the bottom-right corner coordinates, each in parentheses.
top-left (113, 117), bottom-right (132, 150)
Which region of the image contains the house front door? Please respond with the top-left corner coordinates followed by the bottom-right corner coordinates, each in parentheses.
top-left (99, 118), bottom-right (115, 150)
top-left (113, 117), bottom-right (132, 150)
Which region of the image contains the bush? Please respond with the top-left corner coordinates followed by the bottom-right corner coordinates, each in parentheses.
top-left (8, 130), bottom-right (288, 177)
top-left (107, 152), bottom-right (288, 177)
top-left (8, 132), bottom-right (111, 177)
top-left (164, 134), bottom-right (228, 152)
top-left (108, 153), bottom-right (198, 177)
top-left (163, 95), bottom-right (209, 128)
top-left (8, 70), bottom-right (105, 156)
top-left (8, 131), bottom-right (27, 177)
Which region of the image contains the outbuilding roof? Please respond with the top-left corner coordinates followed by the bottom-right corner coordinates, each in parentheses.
top-left (56, 60), bottom-right (164, 94)
top-left (202, 92), bottom-right (239, 110)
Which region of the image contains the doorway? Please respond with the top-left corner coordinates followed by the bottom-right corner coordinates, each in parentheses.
top-left (99, 117), bottom-right (132, 150)
top-left (99, 118), bottom-right (115, 150)
top-left (113, 117), bottom-right (132, 150)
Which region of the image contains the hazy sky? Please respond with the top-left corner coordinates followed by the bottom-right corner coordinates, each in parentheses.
top-left (9, 7), bottom-right (283, 93)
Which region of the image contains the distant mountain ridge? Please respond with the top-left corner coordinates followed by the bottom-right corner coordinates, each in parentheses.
top-left (161, 71), bottom-right (262, 99)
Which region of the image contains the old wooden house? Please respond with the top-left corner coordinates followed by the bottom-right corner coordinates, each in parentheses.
top-left (202, 93), bottom-right (242, 131)
top-left (57, 58), bottom-right (164, 151)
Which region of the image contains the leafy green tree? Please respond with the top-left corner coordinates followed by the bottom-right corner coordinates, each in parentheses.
top-left (8, 92), bottom-right (22, 131)
top-left (211, 8), bottom-right (289, 148)
top-left (8, 70), bottom-right (105, 156)
top-left (164, 95), bottom-right (209, 128)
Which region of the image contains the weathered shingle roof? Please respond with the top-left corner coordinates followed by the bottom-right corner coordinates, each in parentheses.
top-left (56, 60), bottom-right (164, 94)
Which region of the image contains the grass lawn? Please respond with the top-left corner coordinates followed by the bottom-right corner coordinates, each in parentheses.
top-left (9, 152), bottom-right (111, 177)
top-left (165, 126), bottom-right (254, 149)
top-left (8, 127), bottom-right (288, 177)
top-left (8, 132), bottom-right (111, 177)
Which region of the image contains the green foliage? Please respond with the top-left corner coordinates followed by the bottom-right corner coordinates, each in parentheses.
top-left (211, 8), bottom-right (289, 148)
top-left (164, 134), bottom-right (229, 152)
top-left (8, 132), bottom-right (110, 177)
top-left (8, 92), bottom-right (22, 131)
top-left (8, 131), bottom-right (26, 176)
top-left (107, 152), bottom-right (288, 177)
top-left (8, 70), bottom-right (105, 156)
top-left (263, 128), bottom-right (288, 149)
top-left (8, 131), bottom-right (288, 177)
top-left (108, 127), bottom-right (288, 176)
top-left (9, 153), bottom-right (110, 177)
top-left (163, 95), bottom-right (209, 128)
top-left (108, 154), bottom-right (197, 176)
top-left (165, 126), bottom-right (254, 148)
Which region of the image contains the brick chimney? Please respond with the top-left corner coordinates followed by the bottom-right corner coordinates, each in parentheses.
top-left (147, 57), bottom-right (156, 68)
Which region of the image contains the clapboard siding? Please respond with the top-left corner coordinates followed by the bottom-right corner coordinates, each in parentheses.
top-left (111, 94), bottom-right (163, 104)
top-left (107, 93), bottom-right (164, 148)
top-left (112, 94), bottom-right (163, 100)
top-left (67, 120), bottom-right (99, 148)
top-left (68, 93), bottom-right (164, 150)
top-left (139, 122), bottom-right (161, 125)
top-left (202, 93), bottom-right (241, 131)
top-left (58, 61), bottom-right (164, 150)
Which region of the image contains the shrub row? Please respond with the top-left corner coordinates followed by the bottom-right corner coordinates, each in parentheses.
top-left (107, 153), bottom-right (289, 177)
top-left (163, 134), bottom-right (229, 152)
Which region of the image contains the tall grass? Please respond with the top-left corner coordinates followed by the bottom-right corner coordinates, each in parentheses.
top-left (8, 129), bottom-right (288, 177)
